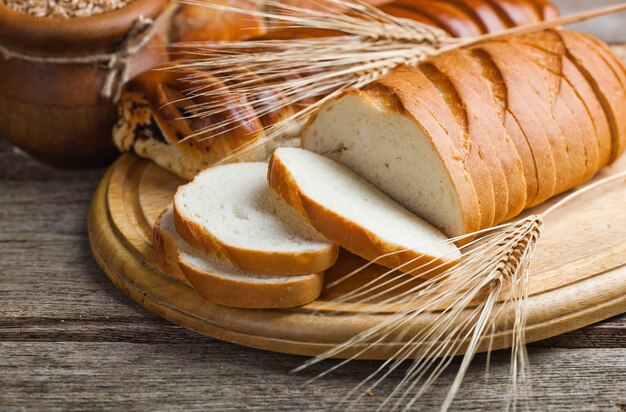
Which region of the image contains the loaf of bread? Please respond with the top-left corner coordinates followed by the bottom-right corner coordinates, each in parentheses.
top-left (113, 68), bottom-right (300, 180)
top-left (170, 0), bottom-right (557, 42)
top-left (115, 0), bottom-right (558, 180)
top-left (302, 29), bottom-right (626, 237)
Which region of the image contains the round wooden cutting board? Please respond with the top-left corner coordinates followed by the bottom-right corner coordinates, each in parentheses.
top-left (88, 154), bottom-right (626, 359)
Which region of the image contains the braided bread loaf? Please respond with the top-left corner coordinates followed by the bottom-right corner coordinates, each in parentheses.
top-left (115, 0), bottom-right (559, 179)
top-left (302, 29), bottom-right (626, 237)
top-left (170, 0), bottom-right (558, 42)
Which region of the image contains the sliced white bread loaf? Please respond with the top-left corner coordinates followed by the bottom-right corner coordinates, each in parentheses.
top-left (268, 147), bottom-right (461, 276)
top-left (154, 206), bottom-right (324, 309)
top-left (173, 162), bottom-right (338, 275)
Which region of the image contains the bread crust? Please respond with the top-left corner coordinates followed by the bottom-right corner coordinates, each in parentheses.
top-left (484, 0), bottom-right (540, 26)
top-left (153, 207), bottom-right (324, 309)
top-left (171, 1), bottom-right (266, 43)
top-left (467, 48), bottom-right (539, 209)
top-left (392, 0), bottom-right (483, 37)
top-left (424, 54), bottom-right (516, 223)
top-left (528, 0), bottom-right (559, 19)
top-left (480, 42), bottom-right (574, 199)
top-left (505, 41), bottom-right (587, 191)
top-left (438, 48), bottom-right (527, 220)
top-left (180, 259), bottom-right (324, 309)
top-left (268, 150), bottom-right (460, 277)
top-left (173, 192), bottom-right (339, 276)
top-left (514, 30), bottom-right (612, 171)
top-left (153, 208), bottom-right (192, 286)
top-left (572, 32), bottom-right (626, 162)
top-left (504, 34), bottom-right (599, 186)
top-left (386, 67), bottom-right (494, 230)
top-left (445, 0), bottom-right (509, 33)
top-left (472, 42), bottom-right (560, 206)
top-left (556, 30), bottom-right (626, 165)
top-left (374, 69), bottom-right (488, 232)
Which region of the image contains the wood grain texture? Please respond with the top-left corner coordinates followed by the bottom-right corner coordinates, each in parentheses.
top-left (1, 137), bottom-right (625, 410)
top-left (1, 343), bottom-right (625, 411)
top-left (87, 153), bottom-right (626, 360)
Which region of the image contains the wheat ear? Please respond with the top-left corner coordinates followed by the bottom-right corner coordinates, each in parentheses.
top-left (294, 169), bottom-right (626, 411)
top-left (167, 1), bottom-right (626, 163)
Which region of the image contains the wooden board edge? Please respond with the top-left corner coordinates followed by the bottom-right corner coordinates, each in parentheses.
top-left (87, 160), bottom-right (626, 359)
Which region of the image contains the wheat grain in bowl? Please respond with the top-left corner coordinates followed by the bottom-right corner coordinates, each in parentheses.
top-left (2, 0), bottom-right (135, 18)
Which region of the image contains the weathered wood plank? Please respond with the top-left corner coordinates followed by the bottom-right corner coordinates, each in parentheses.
top-left (0, 315), bottom-right (624, 349)
top-left (0, 343), bottom-right (624, 411)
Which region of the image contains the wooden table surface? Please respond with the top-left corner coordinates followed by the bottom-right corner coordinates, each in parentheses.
top-left (1, 134), bottom-right (626, 411)
top-left (2, 3), bottom-right (626, 408)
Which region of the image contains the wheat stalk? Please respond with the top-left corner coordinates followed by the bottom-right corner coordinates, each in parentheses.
top-left (162, 1), bottom-right (626, 409)
top-left (293, 169), bottom-right (626, 411)
top-left (166, 0), bottom-right (626, 162)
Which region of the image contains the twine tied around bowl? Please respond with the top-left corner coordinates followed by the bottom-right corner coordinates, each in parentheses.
top-left (0, 15), bottom-right (156, 103)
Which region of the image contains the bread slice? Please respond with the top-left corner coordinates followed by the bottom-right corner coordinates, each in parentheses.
top-left (502, 35), bottom-right (599, 185)
top-left (173, 162), bottom-right (338, 275)
top-left (573, 32), bottom-right (626, 161)
top-left (512, 30), bottom-right (612, 170)
top-left (476, 41), bottom-right (574, 199)
top-left (486, 0), bottom-right (541, 26)
top-left (391, 0), bottom-right (483, 37)
top-left (504, 41), bottom-right (588, 190)
top-left (384, 67), bottom-right (495, 231)
top-left (556, 30), bottom-right (626, 164)
top-left (268, 147), bottom-right (461, 275)
top-left (303, 84), bottom-right (482, 238)
top-left (468, 48), bottom-right (540, 209)
top-left (470, 42), bottom-right (560, 206)
top-left (423, 53), bottom-right (526, 222)
top-left (154, 207), bottom-right (324, 308)
top-left (445, 48), bottom-right (527, 219)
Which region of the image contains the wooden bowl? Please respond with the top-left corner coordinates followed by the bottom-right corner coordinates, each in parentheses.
top-left (0, 0), bottom-right (170, 168)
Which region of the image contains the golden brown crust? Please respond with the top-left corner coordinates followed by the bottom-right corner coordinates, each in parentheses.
top-left (504, 33), bottom-right (600, 186)
top-left (527, 0), bottom-right (559, 19)
top-left (445, 0), bottom-right (509, 33)
top-left (484, 0), bottom-right (541, 27)
top-left (504, 41), bottom-right (587, 191)
top-left (512, 30), bottom-right (611, 173)
top-left (369, 72), bottom-right (484, 234)
top-left (154, 207), bottom-right (324, 309)
top-left (572, 32), bottom-right (626, 163)
top-left (556, 30), bottom-right (626, 165)
top-left (440, 48), bottom-right (527, 220)
top-left (471, 41), bottom-right (560, 206)
top-left (179, 260), bottom-right (324, 309)
top-left (267, 150), bottom-right (459, 277)
top-left (389, 66), bottom-right (496, 230)
top-left (172, 194), bottom-right (339, 276)
top-left (153, 209), bottom-right (192, 286)
top-left (480, 42), bottom-right (574, 198)
top-left (171, 1), bottom-right (266, 43)
top-left (467, 48), bottom-right (539, 209)
top-left (392, 0), bottom-right (483, 37)
top-left (423, 55), bottom-right (513, 224)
